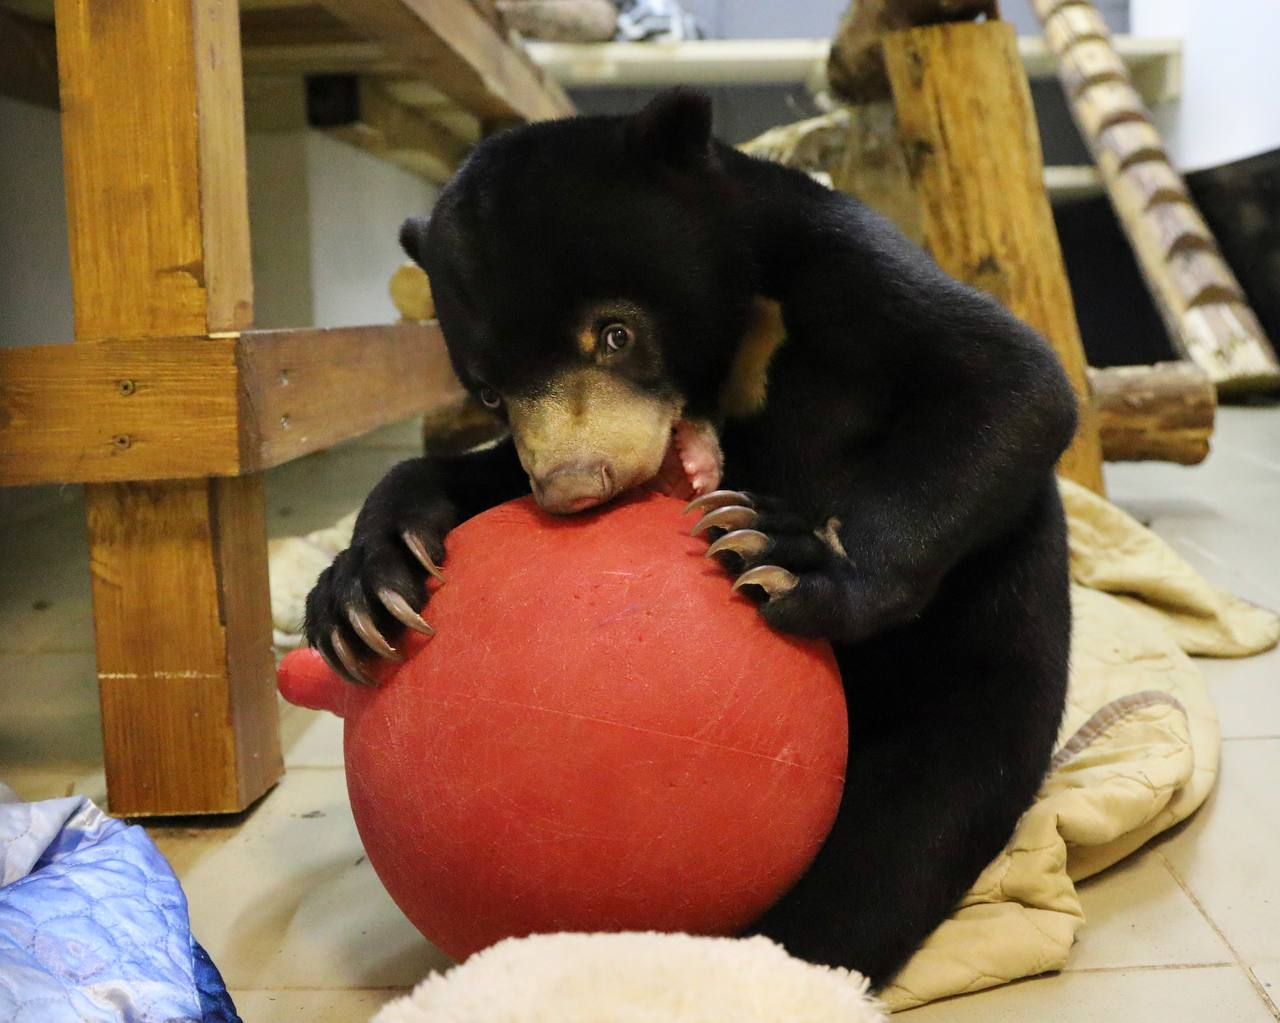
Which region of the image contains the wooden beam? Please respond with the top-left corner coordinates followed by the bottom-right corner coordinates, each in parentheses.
top-left (239, 323), bottom-right (464, 468)
top-left (0, 324), bottom-right (461, 486)
top-left (883, 20), bottom-right (1106, 493)
top-left (242, 40), bottom-right (403, 75)
top-left (54, 0), bottom-right (280, 816)
top-left (308, 75), bottom-right (472, 182)
top-left (315, 0), bottom-right (573, 123)
top-left (0, 8), bottom-right (59, 108)
top-left (0, 338), bottom-right (242, 486)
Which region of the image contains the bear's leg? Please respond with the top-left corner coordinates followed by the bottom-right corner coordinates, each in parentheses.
top-left (750, 487), bottom-right (1070, 988)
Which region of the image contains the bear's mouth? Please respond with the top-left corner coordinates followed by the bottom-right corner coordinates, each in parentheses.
top-left (646, 417), bottom-right (724, 502)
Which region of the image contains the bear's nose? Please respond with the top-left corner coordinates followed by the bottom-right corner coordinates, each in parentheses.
top-left (533, 459), bottom-right (615, 514)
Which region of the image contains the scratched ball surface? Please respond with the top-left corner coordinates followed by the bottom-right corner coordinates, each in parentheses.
top-left (280, 491), bottom-right (846, 960)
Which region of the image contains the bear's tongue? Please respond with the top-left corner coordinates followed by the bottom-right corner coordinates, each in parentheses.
top-left (648, 418), bottom-right (724, 501)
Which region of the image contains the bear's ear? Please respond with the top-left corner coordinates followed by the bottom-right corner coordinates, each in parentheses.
top-left (399, 215), bottom-right (431, 266)
top-left (628, 88), bottom-right (713, 167)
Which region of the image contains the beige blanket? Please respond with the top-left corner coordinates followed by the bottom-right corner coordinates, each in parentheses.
top-left (267, 480), bottom-right (1279, 1012)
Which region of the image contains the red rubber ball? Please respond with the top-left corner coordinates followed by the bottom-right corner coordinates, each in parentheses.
top-left (279, 491), bottom-right (847, 960)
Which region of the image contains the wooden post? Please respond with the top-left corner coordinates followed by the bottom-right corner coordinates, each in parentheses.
top-left (883, 19), bottom-right (1107, 494)
top-left (1033, 0), bottom-right (1280, 393)
top-left (55, 0), bottom-right (281, 815)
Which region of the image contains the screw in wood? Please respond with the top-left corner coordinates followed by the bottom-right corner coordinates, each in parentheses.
top-left (117, 379), bottom-right (136, 396)
top-left (112, 434), bottom-right (132, 450)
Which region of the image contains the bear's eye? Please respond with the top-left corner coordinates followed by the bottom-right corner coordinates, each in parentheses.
top-left (479, 388), bottom-right (502, 409)
top-left (600, 323), bottom-right (632, 354)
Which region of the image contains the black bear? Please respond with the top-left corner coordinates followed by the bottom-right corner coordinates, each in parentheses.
top-left (305, 89), bottom-right (1075, 987)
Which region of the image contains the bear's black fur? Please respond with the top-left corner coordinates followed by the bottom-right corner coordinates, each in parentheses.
top-left (305, 90), bottom-right (1075, 986)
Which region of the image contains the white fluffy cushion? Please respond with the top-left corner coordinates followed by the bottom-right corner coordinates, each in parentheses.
top-left (373, 932), bottom-right (884, 1023)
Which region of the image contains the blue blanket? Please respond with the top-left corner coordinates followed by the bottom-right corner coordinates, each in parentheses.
top-left (0, 785), bottom-right (240, 1023)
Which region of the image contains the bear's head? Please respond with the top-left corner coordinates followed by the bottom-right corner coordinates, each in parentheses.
top-left (400, 89), bottom-right (753, 514)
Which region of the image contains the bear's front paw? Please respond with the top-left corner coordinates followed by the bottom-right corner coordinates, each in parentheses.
top-left (303, 525), bottom-right (445, 685)
top-left (687, 490), bottom-right (874, 643)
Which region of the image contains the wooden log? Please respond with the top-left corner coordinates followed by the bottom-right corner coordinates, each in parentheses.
top-left (831, 101), bottom-right (924, 248)
top-left (827, 0), bottom-right (998, 102)
top-left (883, 20), bottom-right (1106, 493)
top-left (1090, 362), bottom-right (1215, 464)
top-left (55, 0), bottom-right (280, 816)
top-left (1036, 0), bottom-right (1280, 393)
top-left (737, 106), bottom-right (924, 246)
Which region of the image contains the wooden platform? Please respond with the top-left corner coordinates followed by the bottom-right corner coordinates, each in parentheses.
top-left (0, 0), bottom-right (565, 816)
top-left (0, 0), bottom-right (572, 183)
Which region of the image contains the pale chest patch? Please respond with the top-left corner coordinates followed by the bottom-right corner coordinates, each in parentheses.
top-left (719, 296), bottom-right (786, 419)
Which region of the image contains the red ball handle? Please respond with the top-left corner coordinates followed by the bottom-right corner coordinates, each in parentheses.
top-left (278, 647), bottom-right (350, 718)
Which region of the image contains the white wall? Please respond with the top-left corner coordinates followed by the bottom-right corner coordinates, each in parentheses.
top-left (1132, 0), bottom-right (1280, 172)
top-left (0, 95), bottom-right (73, 347)
top-left (0, 97), bottom-right (435, 344)
top-left (305, 132), bottom-right (436, 328)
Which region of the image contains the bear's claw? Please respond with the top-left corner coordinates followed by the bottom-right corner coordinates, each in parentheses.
top-left (704, 528), bottom-right (771, 560)
top-left (331, 628), bottom-right (378, 686)
top-left (691, 505), bottom-right (759, 535)
top-left (377, 587), bottom-right (436, 638)
top-left (684, 490), bottom-right (753, 515)
top-left (402, 529), bottom-right (447, 583)
top-left (732, 564), bottom-right (800, 598)
top-left (347, 606), bottom-right (400, 661)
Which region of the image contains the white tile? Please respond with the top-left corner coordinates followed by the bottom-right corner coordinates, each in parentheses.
top-left (342, 416), bottom-right (427, 451)
top-left (229, 988), bottom-right (406, 1023)
top-left (148, 768), bottom-right (449, 990)
top-left (1199, 648), bottom-right (1280, 740)
top-left (1068, 852), bottom-right (1231, 971)
top-left (280, 701), bottom-right (346, 768)
top-left (0, 509), bottom-right (95, 654)
top-left (1155, 739), bottom-right (1280, 964)
top-left (265, 446), bottom-right (408, 539)
top-left (1250, 961), bottom-right (1280, 1017)
top-left (0, 764), bottom-right (106, 804)
top-left (0, 651), bottom-right (101, 765)
top-left (901, 966), bottom-right (1274, 1022)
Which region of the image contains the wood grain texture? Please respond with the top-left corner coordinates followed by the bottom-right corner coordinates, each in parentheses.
top-left (239, 322), bottom-right (464, 469)
top-left (883, 20), bottom-right (1106, 493)
top-left (827, 0), bottom-right (998, 102)
top-left (54, 1), bottom-right (252, 338)
top-left (323, 78), bottom-right (472, 183)
top-left (0, 324), bottom-right (463, 484)
top-left (0, 338), bottom-right (241, 486)
top-left (316, 0), bottom-right (573, 122)
top-left (55, 0), bottom-right (279, 816)
top-left (194, 0), bottom-right (255, 332)
top-left (1036, 0), bottom-right (1279, 391)
top-left (1090, 361), bottom-right (1214, 465)
top-left (87, 475), bottom-right (280, 816)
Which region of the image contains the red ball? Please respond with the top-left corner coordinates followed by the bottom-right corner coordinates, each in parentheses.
top-left (279, 491), bottom-right (846, 960)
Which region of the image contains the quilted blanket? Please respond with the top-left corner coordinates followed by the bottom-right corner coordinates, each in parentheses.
top-left (267, 479), bottom-right (1279, 1012)
top-left (0, 785), bottom-right (239, 1023)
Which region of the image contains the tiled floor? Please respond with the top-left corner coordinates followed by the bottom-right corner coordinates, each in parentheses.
top-left (2, 407), bottom-right (1278, 1021)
